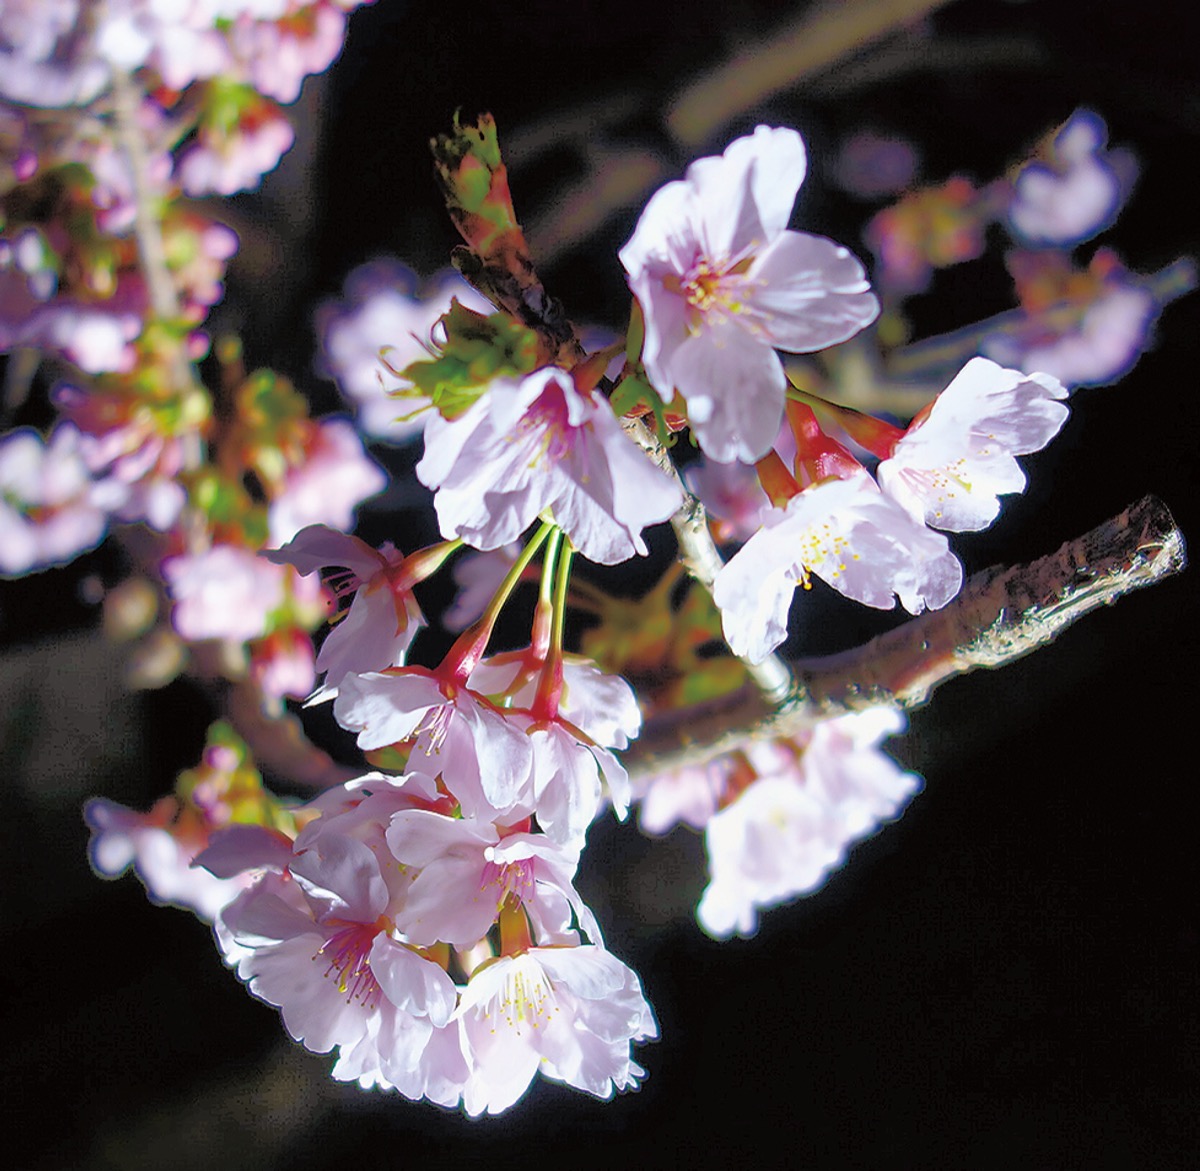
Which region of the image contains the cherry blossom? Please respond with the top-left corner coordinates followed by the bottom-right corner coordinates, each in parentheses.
top-left (162, 543), bottom-right (288, 643)
top-left (265, 524), bottom-right (425, 696)
top-left (385, 811), bottom-right (595, 948)
top-left (0, 423), bottom-right (124, 576)
top-left (712, 472), bottom-right (963, 663)
top-left (619, 124), bottom-right (879, 463)
top-left (416, 365), bottom-right (681, 565)
top-left (876, 357), bottom-right (1068, 531)
top-left (217, 831), bottom-right (465, 1096)
top-left (983, 281), bottom-right (1159, 389)
top-left (265, 418), bottom-right (386, 547)
top-left (316, 261), bottom-right (494, 443)
top-left (468, 652), bottom-right (643, 752)
top-left (1008, 109), bottom-right (1136, 248)
top-left (332, 668), bottom-right (535, 821)
top-left (455, 944), bottom-right (657, 1116)
top-left (697, 708), bottom-right (921, 938)
top-left (84, 796), bottom-right (252, 922)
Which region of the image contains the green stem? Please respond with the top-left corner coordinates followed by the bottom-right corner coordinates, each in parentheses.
top-left (442, 524), bottom-right (553, 683)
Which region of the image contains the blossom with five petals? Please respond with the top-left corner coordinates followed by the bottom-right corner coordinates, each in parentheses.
top-left (416, 366), bottom-right (681, 565)
top-left (712, 472), bottom-right (963, 663)
top-left (455, 945), bottom-right (657, 1116)
top-left (619, 125), bottom-right (879, 463)
top-left (264, 524), bottom-right (426, 698)
top-left (875, 357), bottom-right (1068, 531)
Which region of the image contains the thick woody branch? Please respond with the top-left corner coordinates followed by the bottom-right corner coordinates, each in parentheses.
top-left (624, 495), bottom-right (1185, 781)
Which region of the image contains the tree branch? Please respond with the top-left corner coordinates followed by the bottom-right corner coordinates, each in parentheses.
top-left (624, 495), bottom-right (1186, 780)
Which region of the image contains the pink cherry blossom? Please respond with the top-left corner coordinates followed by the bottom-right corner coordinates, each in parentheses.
top-left (332, 669), bottom-right (534, 821)
top-left (264, 524), bottom-right (425, 696)
top-left (984, 282), bottom-right (1159, 390)
top-left (163, 543), bottom-right (288, 643)
top-left (385, 811), bottom-right (594, 948)
top-left (468, 652), bottom-right (643, 752)
top-left (697, 708), bottom-right (921, 938)
top-left (1009, 109), bottom-right (1136, 248)
top-left (416, 365), bottom-right (681, 565)
top-left (176, 102), bottom-right (295, 196)
top-left (218, 831), bottom-right (465, 1096)
top-left (455, 944), bottom-right (656, 1116)
top-left (619, 125), bottom-right (879, 463)
top-left (0, 423), bottom-right (123, 576)
top-left (712, 472), bottom-right (963, 663)
top-left (316, 261), bottom-right (495, 442)
top-left (84, 796), bottom-right (252, 922)
top-left (266, 418), bottom-right (386, 547)
top-left (523, 719), bottom-right (632, 847)
top-left (876, 357), bottom-right (1068, 531)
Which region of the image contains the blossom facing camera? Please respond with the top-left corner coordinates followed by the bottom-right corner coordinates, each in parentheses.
top-left (620, 125), bottom-right (879, 464)
top-left (416, 366), bottom-right (681, 565)
top-left (712, 472), bottom-right (963, 664)
top-left (876, 357), bottom-right (1069, 532)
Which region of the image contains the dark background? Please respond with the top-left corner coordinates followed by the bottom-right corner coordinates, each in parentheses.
top-left (2, 0), bottom-right (1197, 1166)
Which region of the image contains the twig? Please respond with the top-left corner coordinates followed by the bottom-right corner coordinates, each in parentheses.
top-left (623, 495), bottom-right (1185, 780)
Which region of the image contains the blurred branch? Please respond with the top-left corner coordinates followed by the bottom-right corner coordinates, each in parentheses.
top-left (520, 0), bottom-right (957, 265)
top-left (625, 495), bottom-right (1186, 780)
top-left (666, 0), bottom-right (955, 147)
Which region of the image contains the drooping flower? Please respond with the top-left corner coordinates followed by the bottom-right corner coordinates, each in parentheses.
top-left (455, 944), bottom-right (657, 1116)
top-left (697, 708), bottom-right (921, 939)
top-left (385, 810), bottom-right (595, 948)
top-left (332, 668), bottom-right (535, 822)
top-left (875, 357), bottom-right (1068, 531)
top-left (217, 831), bottom-right (466, 1097)
top-left (712, 472), bottom-right (963, 663)
top-left (264, 524), bottom-right (426, 696)
top-left (620, 125), bottom-right (879, 463)
top-left (416, 365), bottom-right (681, 565)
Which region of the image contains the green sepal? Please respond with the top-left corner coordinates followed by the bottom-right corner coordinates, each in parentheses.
top-left (401, 301), bottom-right (539, 419)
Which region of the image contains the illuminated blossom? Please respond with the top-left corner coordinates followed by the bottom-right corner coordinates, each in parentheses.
top-left (455, 945), bottom-right (657, 1116)
top-left (416, 366), bottom-right (681, 565)
top-left (712, 472), bottom-right (962, 663)
top-left (620, 125), bottom-right (878, 463)
top-left (217, 831), bottom-right (465, 1096)
top-left (385, 811), bottom-right (595, 948)
top-left (697, 708), bottom-right (921, 938)
top-left (876, 357), bottom-right (1068, 531)
top-left (265, 524), bottom-right (425, 696)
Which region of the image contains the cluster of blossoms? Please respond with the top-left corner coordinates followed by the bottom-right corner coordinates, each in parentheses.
top-left (857, 108), bottom-right (1189, 389)
top-left (2, 0), bottom-right (1176, 1114)
top-left (67, 112), bottom-right (1092, 1112)
top-left (638, 707), bottom-right (920, 939)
